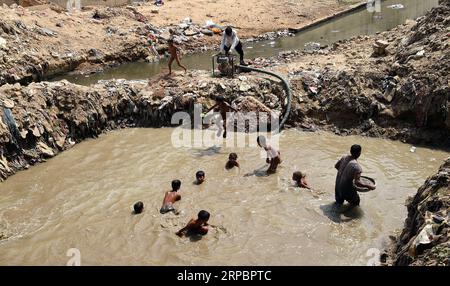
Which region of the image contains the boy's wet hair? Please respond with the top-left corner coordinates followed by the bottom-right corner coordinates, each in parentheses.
top-left (172, 179), bottom-right (181, 191)
top-left (134, 201), bottom-right (144, 214)
top-left (229, 153), bottom-right (238, 160)
top-left (198, 210), bottom-right (210, 221)
top-left (215, 95), bottom-right (225, 102)
top-left (257, 135), bottom-right (266, 145)
top-left (196, 170), bottom-right (205, 178)
top-left (225, 26), bottom-right (232, 35)
top-left (293, 171), bottom-right (304, 179)
top-left (350, 144), bottom-right (362, 158)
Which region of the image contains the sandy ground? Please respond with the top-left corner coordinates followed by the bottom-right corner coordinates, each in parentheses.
top-left (138, 0), bottom-right (362, 37)
top-left (0, 0), bottom-right (362, 83)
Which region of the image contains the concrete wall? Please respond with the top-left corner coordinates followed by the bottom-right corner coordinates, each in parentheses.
top-left (0, 0), bottom-right (134, 8)
top-left (49, 0), bottom-right (133, 9)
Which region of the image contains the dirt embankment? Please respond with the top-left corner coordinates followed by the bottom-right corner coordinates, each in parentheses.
top-left (387, 158), bottom-right (449, 266)
top-left (256, 0), bottom-right (450, 147)
top-left (1, 1), bottom-right (450, 181)
top-left (0, 0), bottom-right (360, 86)
top-left (0, 71), bottom-right (286, 181)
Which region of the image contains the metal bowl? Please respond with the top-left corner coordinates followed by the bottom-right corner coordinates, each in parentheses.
top-left (353, 176), bottom-right (376, 192)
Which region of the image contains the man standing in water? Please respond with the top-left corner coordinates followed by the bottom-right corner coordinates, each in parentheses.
top-left (334, 145), bottom-right (375, 207)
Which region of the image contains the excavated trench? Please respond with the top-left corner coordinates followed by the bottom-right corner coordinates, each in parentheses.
top-left (0, 0), bottom-right (449, 265)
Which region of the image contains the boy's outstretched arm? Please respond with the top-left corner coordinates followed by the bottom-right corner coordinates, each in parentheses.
top-left (205, 103), bottom-right (218, 113)
top-left (176, 225), bottom-right (188, 237)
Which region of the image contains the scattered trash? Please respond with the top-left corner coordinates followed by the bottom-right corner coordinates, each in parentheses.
top-left (35, 27), bottom-right (58, 37)
top-left (0, 36), bottom-right (6, 50)
top-left (387, 4), bottom-right (404, 9)
top-left (200, 29), bottom-right (214, 36)
top-left (304, 42), bottom-right (321, 51)
top-left (154, 0), bottom-right (164, 6)
top-left (410, 146), bottom-right (416, 153)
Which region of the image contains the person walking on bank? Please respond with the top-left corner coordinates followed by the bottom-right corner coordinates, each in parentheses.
top-left (220, 26), bottom-right (247, 66)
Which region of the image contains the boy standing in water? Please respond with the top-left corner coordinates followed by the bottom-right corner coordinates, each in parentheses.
top-left (292, 171), bottom-right (311, 189)
top-left (167, 39), bottom-right (187, 75)
top-left (160, 180), bottom-right (182, 214)
top-left (176, 210), bottom-right (210, 237)
top-left (257, 135), bottom-right (281, 174)
top-left (205, 95), bottom-right (237, 138)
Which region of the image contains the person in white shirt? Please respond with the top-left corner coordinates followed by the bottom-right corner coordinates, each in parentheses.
top-left (257, 135), bottom-right (282, 174)
top-left (220, 26), bottom-right (247, 66)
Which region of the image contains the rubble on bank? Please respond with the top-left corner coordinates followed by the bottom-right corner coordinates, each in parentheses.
top-left (0, 71), bottom-right (285, 181)
top-left (246, 0), bottom-right (450, 147)
top-left (386, 158), bottom-right (450, 266)
top-left (0, 4), bottom-right (225, 86)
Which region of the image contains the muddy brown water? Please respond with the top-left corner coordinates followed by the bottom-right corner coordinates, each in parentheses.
top-left (0, 128), bottom-right (448, 265)
top-left (54, 0), bottom-right (440, 86)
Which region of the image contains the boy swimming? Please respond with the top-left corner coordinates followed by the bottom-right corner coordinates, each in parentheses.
top-left (195, 170), bottom-right (205, 185)
top-left (205, 95), bottom-right (237, 138)
top-left (292, 171), bottom-right (311, 189)
top-left (176, 210), bottom-right (210, 237)
top-left (225, 153), bottom-right (240, 169)
top-left (133, 201), bottom-right (144, 214)
top-left (257, 135), bottom-right (282, 174)
top-left (160, 180), bottom-right (181, 214)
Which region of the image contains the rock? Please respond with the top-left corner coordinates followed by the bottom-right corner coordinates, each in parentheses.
top-left (372, 40), bottom-right (389, 57)
top-left (36, 27), bottom-right (58, 37)
top-left (239, 83), bottom-right (252, 92)
top-left (0, 98), bottom-right (14, 109)
top-left (184, 28), bottom-right (199, 37)
top-left (200, 29), bottom-right (214, 36)
top-left (375, 40), bottom-right (389, 48)
top-left (151, 9), bottom-right (159, 14)
top-left (0, 154), bottom-right (10, 173)
top-left (0, 36), bottom-right (6, 50)
top-left (37, 142), bottom-right (54, 157)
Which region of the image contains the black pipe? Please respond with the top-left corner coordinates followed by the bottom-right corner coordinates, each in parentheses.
top-left (235, 65), bottom-right (292, 133)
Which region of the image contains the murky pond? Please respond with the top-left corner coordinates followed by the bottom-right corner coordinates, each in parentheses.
top-left (0, 128), bottom-right (448, 265)
top-left (54, 0), bottom-right (440, 85)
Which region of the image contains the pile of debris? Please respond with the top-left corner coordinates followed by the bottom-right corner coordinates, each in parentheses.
top-left (0, 71), bottom-right (285, 181)
top-left (387, 158), bottom-right (450, 266)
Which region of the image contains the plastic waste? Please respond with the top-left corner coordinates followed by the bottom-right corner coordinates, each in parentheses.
top-left (410, 146), bottom-right (416, 153)
top-left (387, 4), bottom-right (404, 9)
top-left (0, 36), bottom-right (6, 49)
top-left (2, 108), bottom-right (20, 147)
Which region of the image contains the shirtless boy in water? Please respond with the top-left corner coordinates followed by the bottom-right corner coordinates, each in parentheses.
top-left (167, 39), bottom-right (187, 75)
top-left (292, 171), bottom-right (311, 189)
top-left (176, 210), bottom-right (210, 237)
top-left (225, 153), bottom-right (240, 169)
top-left (257, 135), bottom-right (282, 174)
top-left (205, 95), bottom-right (237, 138)
top-left (160, 180), bottom-right (181, 214)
